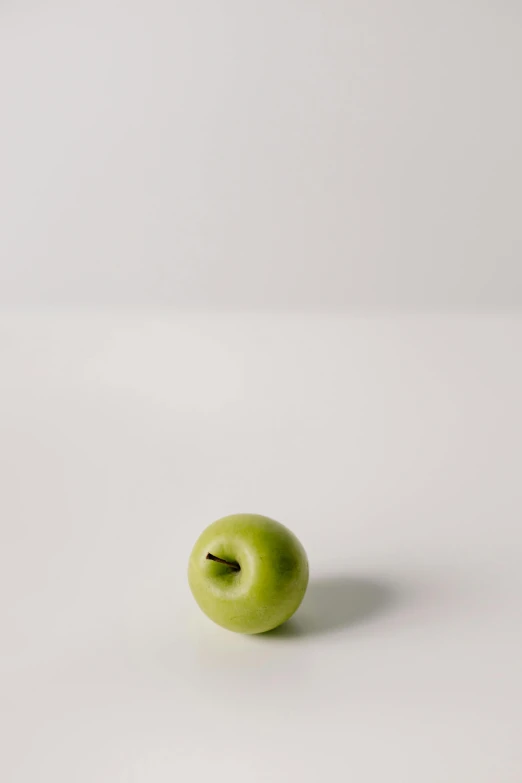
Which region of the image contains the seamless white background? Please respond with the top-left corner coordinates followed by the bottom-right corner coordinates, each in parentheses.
top-left (1, 2), bottom-right (522, 781)
top-left (1, 0), bottom-right (521, 309)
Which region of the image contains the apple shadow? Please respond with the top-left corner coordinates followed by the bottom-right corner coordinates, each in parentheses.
top-left (259, 575), bottom-right (399, 639)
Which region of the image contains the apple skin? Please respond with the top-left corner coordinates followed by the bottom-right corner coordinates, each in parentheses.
top-left (188, 514), bottom-right (309, 634)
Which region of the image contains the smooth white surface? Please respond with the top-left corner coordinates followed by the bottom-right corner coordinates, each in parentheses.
top-left (1, 1), bottom-right (522, 309)
top-left (1, 313), bottom-right (521, 782)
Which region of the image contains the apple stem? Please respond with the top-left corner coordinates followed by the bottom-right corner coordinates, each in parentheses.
top-left (206, 552), bottom-right (240, 571)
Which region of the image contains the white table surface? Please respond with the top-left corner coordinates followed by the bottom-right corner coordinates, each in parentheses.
top-left (1, 313), bottom-right (521, 782)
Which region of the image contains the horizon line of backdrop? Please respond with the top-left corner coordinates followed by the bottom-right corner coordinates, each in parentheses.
top-left (1, 1), bottom-right (521, 311)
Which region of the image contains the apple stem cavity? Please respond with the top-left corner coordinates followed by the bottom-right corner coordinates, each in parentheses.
top-left (206, 552), bottom-right (240, 571)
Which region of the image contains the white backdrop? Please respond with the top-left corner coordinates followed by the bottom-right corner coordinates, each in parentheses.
top-left (1, 0), bottom-right (521, 309)
top-left (2, 5), bottom-right (522, 780)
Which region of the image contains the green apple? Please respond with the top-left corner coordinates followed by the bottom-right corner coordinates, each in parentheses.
top-left (188, 513), bottom-right (309, 634)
